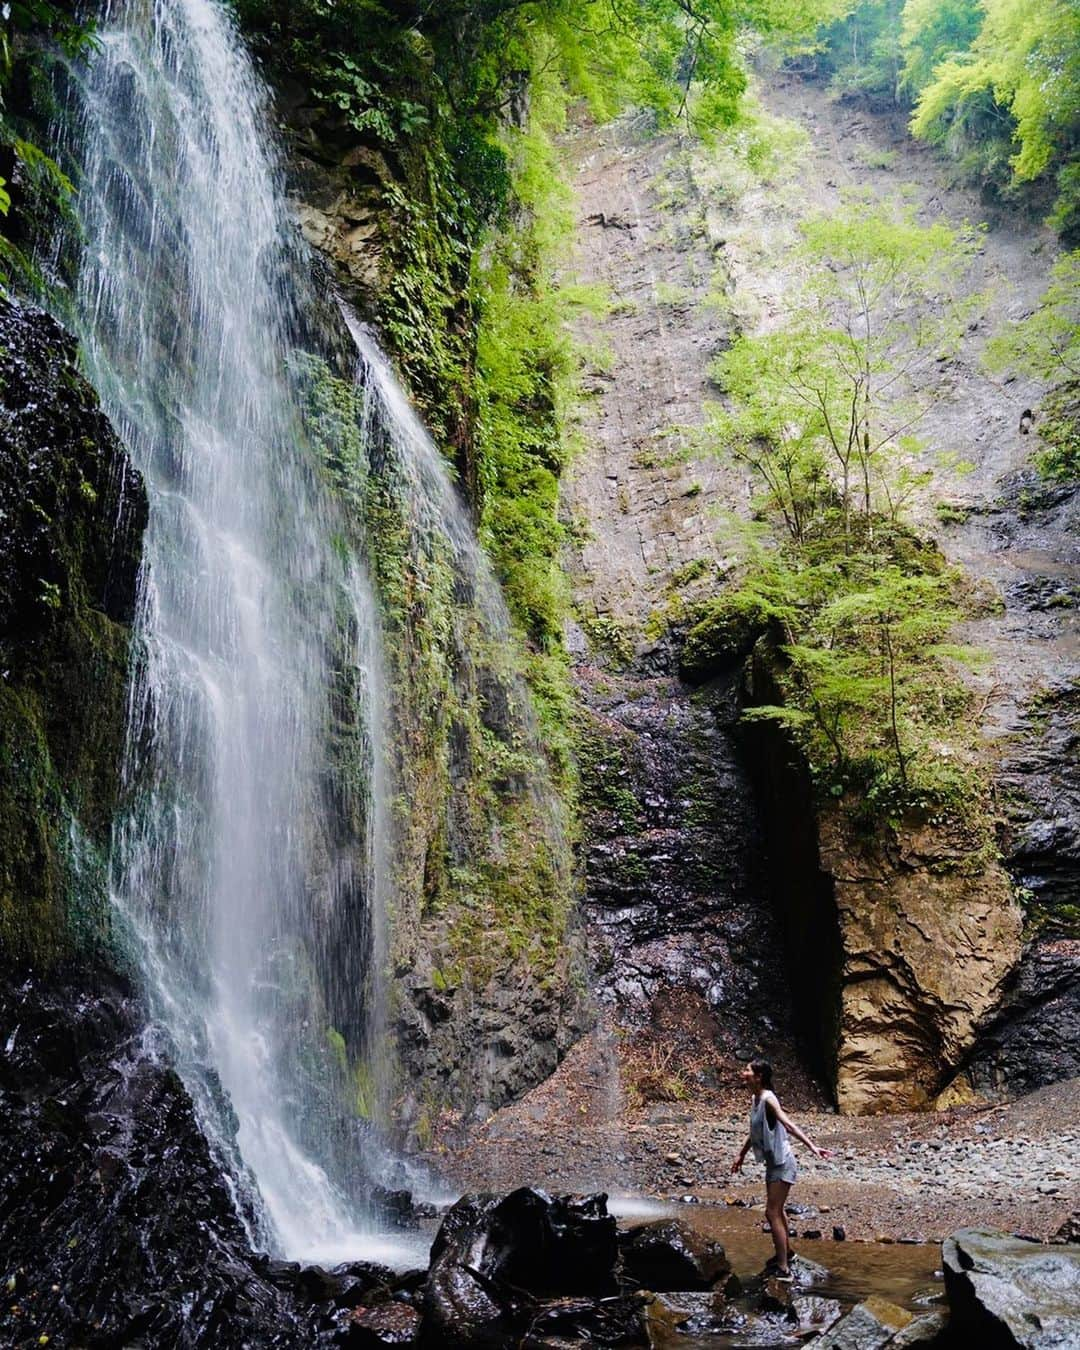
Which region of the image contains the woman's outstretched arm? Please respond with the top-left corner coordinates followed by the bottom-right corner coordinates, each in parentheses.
top-left (765, 1092), bottom-right (830, 1159)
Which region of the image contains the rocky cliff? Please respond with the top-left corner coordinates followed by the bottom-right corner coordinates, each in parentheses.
top-left (0, 299), bottom-right (319, 1347)
top-left (558, 77), bottom-right (1073, 1114)
top-left (0, 295), bottom-right (145, 967)
top-left (244, 87), bottom-right (590, 1137)
top-left (818, 815), bottom-right (1021, 1113)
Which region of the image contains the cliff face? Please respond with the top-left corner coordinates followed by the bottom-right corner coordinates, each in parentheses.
top-left (0, 296), bottom-right (146, 967)
top-left (819, 815), bottom-right (1022, 1113)
top-left (260, 95), bottom-right (590, 1136)
top-left (558, 79), bottom-right (1071, 1113)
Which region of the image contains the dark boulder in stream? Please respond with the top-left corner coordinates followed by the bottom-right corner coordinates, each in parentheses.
top-left (423, 1187), bottom-right (645, 1347)
top-left (618, 1218), bottom-right (730, 1291)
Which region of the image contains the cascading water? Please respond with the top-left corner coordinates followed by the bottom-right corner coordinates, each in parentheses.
top-left (61, 0), bottom-right (404, 1264)
top-left (50, 0), bottom-right (578, 1269)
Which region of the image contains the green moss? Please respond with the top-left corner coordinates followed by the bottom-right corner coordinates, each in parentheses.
top-left (578, 613), bottom-right (636, 667)
top-left (1033, 380), bottom-right (1080, 482)
top-left (573, 711), bottom-right (644, 840)
top-left (679, 591), bottom-right (772, 682)
top-left (935, 500), bottom-right (973, 525)
top-left (671, 557), bottom-right (711, 587)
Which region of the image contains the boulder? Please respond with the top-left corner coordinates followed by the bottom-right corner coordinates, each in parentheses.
top-left (813, 1296), bottom-right (914, 1349)
top-left (1053, 1212), bottom-right (1080, 1245)
top-left (819, 813), bottom-right (1022, 1113)
top-left (482, 1187), bottom-right (619, 1296)
top-left (942, 1228), bottom-right (1080, 1349)
top-left (423, 1195), bottom-right (512, 1346)
top-left (759, 1275), bottom-right (795, 1315)
top-left (423, 1188), bottom-right (622, 1347)
top-left (619, 1218), bottom-right (730, 1290)
top-left (267, 1260), bottom-right (395, 1310)
top-left (522, 1294), bottom-right (648, 1346)
top-left (891, 1310), bottom-right (949, 1347)
top-left (643, 1292), bottom-right (753, 1344)
top-left (790, 1253), bottom-right (831, 1287)
top-left (790, 1294), bottom-right (843, 1335)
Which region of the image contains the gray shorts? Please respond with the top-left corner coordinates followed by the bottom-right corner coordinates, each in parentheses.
top-left (766, 1154), bottom-right (797, 1185)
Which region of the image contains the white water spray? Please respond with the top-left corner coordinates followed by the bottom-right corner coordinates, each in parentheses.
top-left (65, 0), bottom-right (408, 1264)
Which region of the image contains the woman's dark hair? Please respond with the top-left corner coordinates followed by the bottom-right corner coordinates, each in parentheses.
top-left (750, 1059), bottom-right (774, 1089)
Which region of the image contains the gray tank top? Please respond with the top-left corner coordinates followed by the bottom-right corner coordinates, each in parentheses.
top-left (750, 1093), bottom-right (792, 1166)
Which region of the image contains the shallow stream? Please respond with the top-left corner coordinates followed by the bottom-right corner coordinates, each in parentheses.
top-left (618, 1200), bottom-right (942, 1348)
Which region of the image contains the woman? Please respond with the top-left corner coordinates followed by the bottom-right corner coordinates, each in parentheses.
top-left (729, 1059), bottom-right (829, 1280)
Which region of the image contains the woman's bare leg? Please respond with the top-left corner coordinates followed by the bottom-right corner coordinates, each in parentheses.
top-left (765, 1180), bottom-right (792, 1272)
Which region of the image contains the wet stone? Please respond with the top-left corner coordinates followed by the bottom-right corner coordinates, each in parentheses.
top-left (891, 1310), bottom-right (949, 1347)
top-left (814, 1296), bottom-right (915, 1350)
top-left (343, 1301), bottom-right (421, 1347)
top-left (619, 1218), bottom-right (730, 1291)
top-left (790, 1294), bottom-right (842, 1335)
top-left (942, 1228), bottom-right (1080, 1350)
top-left (424, 1188), bottom-right (622, 1347)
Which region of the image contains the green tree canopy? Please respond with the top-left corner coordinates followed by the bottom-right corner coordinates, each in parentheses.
top-left (708, 195), bottom-right (980, 539)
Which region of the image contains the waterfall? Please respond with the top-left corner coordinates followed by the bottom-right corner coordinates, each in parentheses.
top-left (61, 0), bottom-right (408, 1264)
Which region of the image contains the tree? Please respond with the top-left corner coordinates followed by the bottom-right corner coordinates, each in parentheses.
top-left (699, 199), bottom-right (985, 813)
top-left (910, 0), bottom-right (1080, 238)
top-left (708, 196), bottom-right (980, 540)
top-left (899, 0), bottom-right (982, 94)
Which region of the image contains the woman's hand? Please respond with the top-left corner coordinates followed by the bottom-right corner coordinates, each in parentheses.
top-left (811, 1144), bottom-right (833, 1160)
top-left (730, 1154), bottom-right (744, 1175)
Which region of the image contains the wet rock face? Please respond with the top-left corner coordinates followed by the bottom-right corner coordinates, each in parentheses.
top-left (981, 668), bottom-right (1080, 1093)
top-left (812, 1295), bottom-right (914, 1349)
top-left (950, 474), bottom-right (1080, 1095)
top-left (618, 1218), bottom-right (730, 1292)
top-left (0, 971), bottom-right (324, 1347)
top-left (744, 665), bottom-right (1022, 1113)
top-left (942, 1228), bottom-right (1080, 1350)
top-left (0, 297), bottom-right (144, 645)
top-left (575, 664), bottom-right (806, 1080)
top-left (966, 940), bottom-right (1080, 1093)
top-left (0, 296), bottom-right (147, 965)
top-left (424, 1187), bottom-right (639, 1347)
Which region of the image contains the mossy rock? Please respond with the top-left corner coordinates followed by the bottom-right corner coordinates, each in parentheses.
top-left (0, 297), bottom-right (146, 967)
top-left (679, 593), bottom-right (771, 683)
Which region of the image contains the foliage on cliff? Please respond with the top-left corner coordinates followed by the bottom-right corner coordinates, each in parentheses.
top-left (231, 0), bottom-right (843, 776)
top-left (696, 199), bottom-right (991, 827)
top-left (811, 0), bottom-right (1080, 241)
top-left (0, 3), bottom-right (93, 287)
